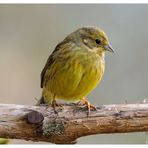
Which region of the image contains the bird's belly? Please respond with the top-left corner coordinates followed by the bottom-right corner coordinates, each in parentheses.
top-left (71, 67), bottom-right (103, 100)
top-left (43, 56), bottom-right (105, 103)
top-left (54, 62), bottom-right (104, 102)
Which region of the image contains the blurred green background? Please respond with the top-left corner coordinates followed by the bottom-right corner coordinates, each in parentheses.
top-left (0, 4), bottom-right (148, 144)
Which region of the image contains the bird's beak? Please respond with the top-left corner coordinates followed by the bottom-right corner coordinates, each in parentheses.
top-left (104, 44), bottom-right (114, 53)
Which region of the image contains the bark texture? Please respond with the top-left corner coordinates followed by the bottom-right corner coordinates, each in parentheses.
top-left (0, 103), bottom-right (148, 144)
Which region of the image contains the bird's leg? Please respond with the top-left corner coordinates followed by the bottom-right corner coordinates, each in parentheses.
top-left (82, 98), bottom-right (97, 110)
top-left (82, 98), bottom-right (97, 115)
top-left (52, 99), bottom-right (58, 113)
top-left (51, 96), bottom-right (63, 113)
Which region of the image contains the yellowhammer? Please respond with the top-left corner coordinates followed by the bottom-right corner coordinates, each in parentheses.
top-left (39, 26), bottom-right (114, 113)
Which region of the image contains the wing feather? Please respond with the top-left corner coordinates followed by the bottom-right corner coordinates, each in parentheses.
top-left (40, 39), bottom-right (70, 88)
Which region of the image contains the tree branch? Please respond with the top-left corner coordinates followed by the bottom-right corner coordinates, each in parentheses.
top-left (0, 103), bottom-right (148, 144)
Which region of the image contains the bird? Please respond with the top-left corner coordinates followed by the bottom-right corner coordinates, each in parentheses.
top-left (38, 26), bottom-right (114, 113)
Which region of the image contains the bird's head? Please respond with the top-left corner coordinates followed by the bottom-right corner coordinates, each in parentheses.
top-left (68, 26), bottom-right (114, 55)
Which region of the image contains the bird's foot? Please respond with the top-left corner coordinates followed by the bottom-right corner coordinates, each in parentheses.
top-left (82, 98), bottom-right (97, 116)
top-left (52, 100), bottom-right (63, 114)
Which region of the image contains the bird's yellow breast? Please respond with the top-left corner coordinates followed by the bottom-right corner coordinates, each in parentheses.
top-left (42, 50), bottom-right (105, 103)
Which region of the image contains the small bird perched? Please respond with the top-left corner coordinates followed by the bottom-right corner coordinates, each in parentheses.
top-left (39, 26), bottom-right (114, 113)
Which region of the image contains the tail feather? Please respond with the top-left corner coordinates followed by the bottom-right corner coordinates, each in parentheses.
top-left (36, 96), bottom-right (46, 105)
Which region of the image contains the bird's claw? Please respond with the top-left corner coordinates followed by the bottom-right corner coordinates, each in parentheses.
top-left (82, 98), bottom-right (97, 116)
top-left (52, 100), bottom-right (64, 114)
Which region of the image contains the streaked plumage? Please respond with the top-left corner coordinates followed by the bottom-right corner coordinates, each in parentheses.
top-left (39, 26), bottom-right (114, 110)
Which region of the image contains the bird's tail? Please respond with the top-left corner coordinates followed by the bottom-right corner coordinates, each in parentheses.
top-left (36, 96), bottom-right (46, 106)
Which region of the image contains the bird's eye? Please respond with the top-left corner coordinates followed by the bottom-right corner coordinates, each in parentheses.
top-left (95, 39), bottom-right (101, 44)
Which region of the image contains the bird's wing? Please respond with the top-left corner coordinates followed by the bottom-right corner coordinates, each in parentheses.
top-left (40, 54), bottom-right (54, 88)
top-left (40, 39), bottom-right (70, 88)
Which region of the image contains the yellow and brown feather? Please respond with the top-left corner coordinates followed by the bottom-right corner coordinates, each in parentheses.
top-left (40, 26), bottom-right (112, 104)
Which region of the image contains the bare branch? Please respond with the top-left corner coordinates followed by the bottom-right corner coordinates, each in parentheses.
top-left (0, 103), bottom-right (148, 144)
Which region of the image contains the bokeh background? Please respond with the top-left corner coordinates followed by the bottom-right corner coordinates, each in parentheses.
top-left (0, 4), bottom-right (148, 144)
